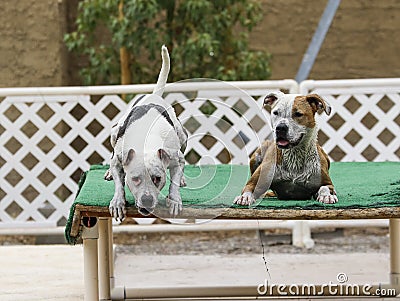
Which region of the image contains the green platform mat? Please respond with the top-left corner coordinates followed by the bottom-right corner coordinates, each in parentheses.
top-left (65, 162), bottom-right (400, 243)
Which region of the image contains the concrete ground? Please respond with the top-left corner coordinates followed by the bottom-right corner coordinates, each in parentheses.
top-left (0, 245), bottom-right (393, 300)
top-left (0, 245), bottom-right (84, 301)
top-left (114, 253), bottom-right (389, 288)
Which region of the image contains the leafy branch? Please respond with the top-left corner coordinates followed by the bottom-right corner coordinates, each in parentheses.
top-left (65, 0), bottom-right (271, 85)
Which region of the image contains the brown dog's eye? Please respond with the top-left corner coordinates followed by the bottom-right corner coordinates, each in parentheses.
top-left (132, 176), bottom-right (141, 186)
top-left (294, 111), bottom-right (303, 118)
top-left (152, 176), bottom-right (161, 187)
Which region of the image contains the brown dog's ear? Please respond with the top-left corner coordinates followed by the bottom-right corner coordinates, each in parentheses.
top-left (306, 94), bottom-right (332, 115)
top-left (264, 93), bottom-right (279, 107)
top-left (123, 148), bottom-right (135, 166)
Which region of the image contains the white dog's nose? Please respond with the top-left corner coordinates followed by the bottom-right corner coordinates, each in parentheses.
top-left (141, 195), bottom-right (154, 208)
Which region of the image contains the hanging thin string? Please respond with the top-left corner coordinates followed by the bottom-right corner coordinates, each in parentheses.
top-left (257, 218), bottom-right (271, 281)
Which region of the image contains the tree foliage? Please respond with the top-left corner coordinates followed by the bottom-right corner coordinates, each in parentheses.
top-left (65, 0), bottom-right (271, 85)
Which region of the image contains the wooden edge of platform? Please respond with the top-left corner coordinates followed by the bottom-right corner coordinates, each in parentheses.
top-left (68, 204), bottom-right (400, 240)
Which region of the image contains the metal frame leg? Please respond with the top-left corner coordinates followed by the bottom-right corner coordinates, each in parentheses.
top-left (390, 218), bottom-right (400, 285)
top-left (107, 220), bottom-right (126, 300)
top-left (108, 218), bottom-right (115, 289)
top-left (98, 218), bottom-right (111, 300)
top-left (82, 220), bottom-right (99, 301)
top-left (292, 221), bottom-right (315, 248)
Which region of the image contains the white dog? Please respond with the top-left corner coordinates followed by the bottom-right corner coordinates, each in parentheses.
top-left (106, 46), bottom-right (187, 220)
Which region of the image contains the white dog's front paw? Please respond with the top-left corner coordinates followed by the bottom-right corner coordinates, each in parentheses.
top-left (109, 197), bottom-right (126, 221)
top-left (234, 192), bottom-right (256, 206)
top-left (180, 176), bottom-right (187, 187)
top-left (166, 194), bottom-right (182, 217)
top-left (316, 186), bottom-right (338, 204)
top-left (104, 169), bottom-right (113, 181)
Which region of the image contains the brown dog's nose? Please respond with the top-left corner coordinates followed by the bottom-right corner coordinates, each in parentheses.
top-left (276, 124), bottom-right (288, 135)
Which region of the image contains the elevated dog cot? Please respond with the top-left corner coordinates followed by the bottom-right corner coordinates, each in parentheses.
top-left (1, 77), bottom-right (399, 299)
top-left (65, 161), bottom-right (400, 300)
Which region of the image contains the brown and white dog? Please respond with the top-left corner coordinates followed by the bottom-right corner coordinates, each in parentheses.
top-left (234, 91), bottom-right (338, 205)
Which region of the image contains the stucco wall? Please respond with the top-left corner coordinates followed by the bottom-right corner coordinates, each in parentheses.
top-left (0, 0), bottom-right (67, 88)
top-left (251, 0), bottom-right (400, 80)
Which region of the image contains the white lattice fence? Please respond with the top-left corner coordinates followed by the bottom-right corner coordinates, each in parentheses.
top-left (0, 80), bottom-right (297, 228)
top-left (0, 95), bottom-right (127, 227)
top-left (165, 88), bottom-right (276, 164)
top-left (300, 79), bottom-right (400, 161)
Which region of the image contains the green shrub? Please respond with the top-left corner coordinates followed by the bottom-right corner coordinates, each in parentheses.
top-left (65, 0), bottom-right (271, 85)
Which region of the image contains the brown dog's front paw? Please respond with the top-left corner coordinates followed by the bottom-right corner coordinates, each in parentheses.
top-left (316, 186), bottom-right (338, 204)
top-left (234, 192), bottom-right (256, 206)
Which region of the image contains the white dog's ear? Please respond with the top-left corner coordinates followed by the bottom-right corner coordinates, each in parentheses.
top-left (123, 148), bottom-right (135, 166)
top-left (306, 94), bottom-right (332, 115)
top-left (264, 93), bottom-right (279, 107)
top-left (158, 149), bottom-right (170, 165)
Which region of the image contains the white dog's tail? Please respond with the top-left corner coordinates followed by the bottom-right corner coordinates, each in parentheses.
top-left (153, 45), bottom-right (170, 96)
